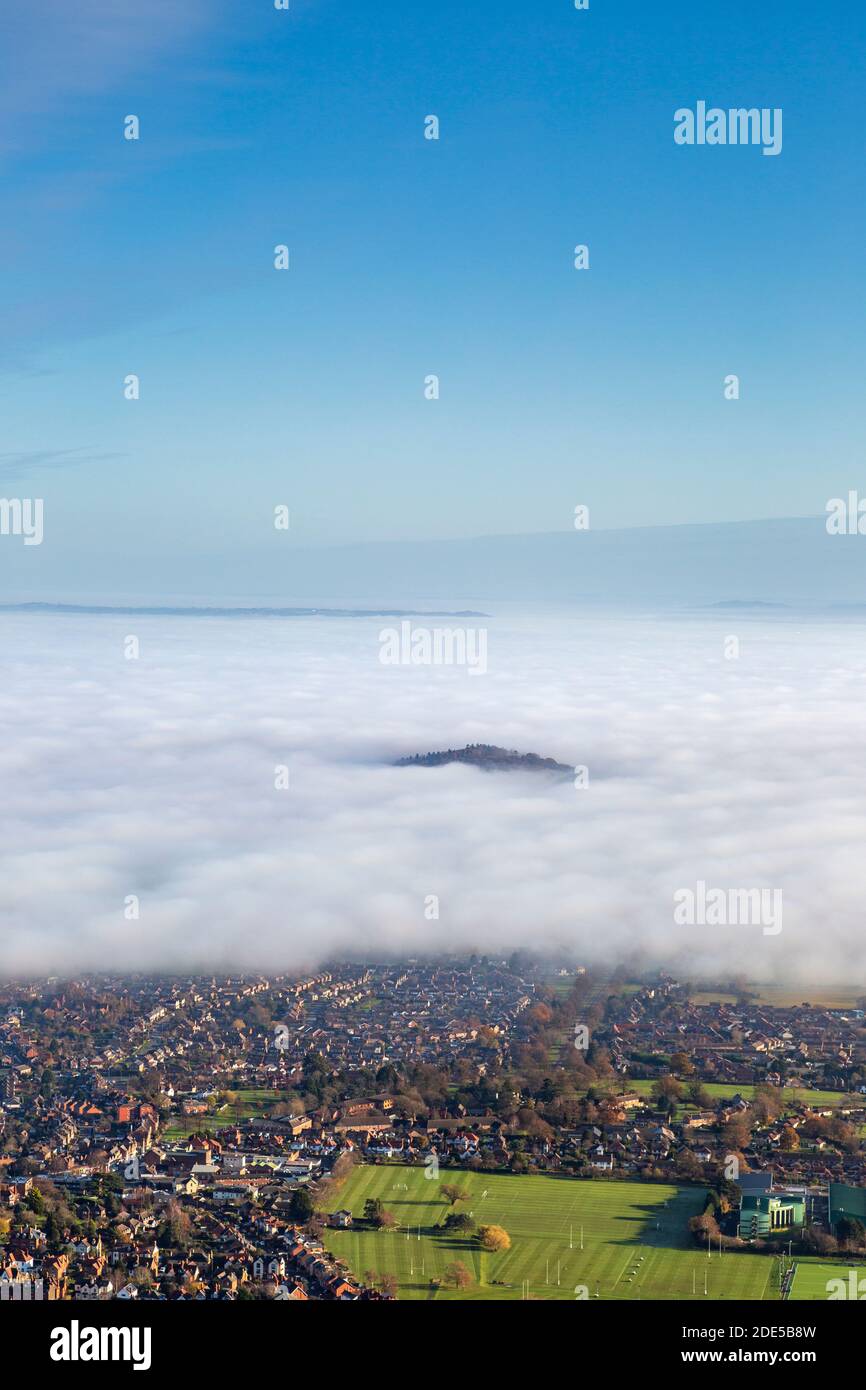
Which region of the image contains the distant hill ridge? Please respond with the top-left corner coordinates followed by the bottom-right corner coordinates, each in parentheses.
top-left (395, 743), bottom-right (572, 773)
top-left (0, 602), bottom-right (487, 619)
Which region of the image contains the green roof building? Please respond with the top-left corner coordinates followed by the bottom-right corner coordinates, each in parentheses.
top-left (828, 1182), bottom-right (866, 1233)
top-left (738, 1193), bottom-right (805, 1240)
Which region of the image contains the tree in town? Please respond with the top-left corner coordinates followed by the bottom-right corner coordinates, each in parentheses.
top-left (363, 1197), bottom-right (383, 1224)
top-left (651, 1075), bottom-right (685, 1108)
top-left (288, 1186), bottom-right (315, 1224)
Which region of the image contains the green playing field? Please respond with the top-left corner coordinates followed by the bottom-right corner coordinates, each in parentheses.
top-left (324, 1166), bottom-right (780, 1301)
top-left (788, 1258), bottom-right (866, 1301)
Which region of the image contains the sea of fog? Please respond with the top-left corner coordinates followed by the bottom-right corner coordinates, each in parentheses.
top-left (1, 602), bottom-right (865, 983)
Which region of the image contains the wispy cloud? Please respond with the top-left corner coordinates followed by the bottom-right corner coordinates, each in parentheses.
top-left (0, 0), bottom-right (214, 152)
top-left (0, 447), bottom-right (124, 482)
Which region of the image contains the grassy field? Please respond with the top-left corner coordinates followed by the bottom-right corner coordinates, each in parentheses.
top-left (161, 1088), bottom-right (286, 1142)
top-left (788, 1258), bottom-right (866, 1301)
top-left (754, 986), bottom-right (864, 1009)
top-left (690, 985), bottom-right (864, 1009)
top-left (602, 1079), bottom-right (856, 1110)
top-left (324, 1166), bottom-right (780, 1301)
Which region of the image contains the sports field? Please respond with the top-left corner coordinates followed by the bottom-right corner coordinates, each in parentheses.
top-left (602, 1080), bottom-right (854, 1110)
top-left (324, 1166), bottom-right (780, 1301)
top-left (788, 1258), bottom-right (865, 1301)
top-left (692, 985), bottom-right (865, 1010)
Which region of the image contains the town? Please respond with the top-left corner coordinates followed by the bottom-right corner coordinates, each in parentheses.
top-left (2, 959), bottom-right (866, 1302)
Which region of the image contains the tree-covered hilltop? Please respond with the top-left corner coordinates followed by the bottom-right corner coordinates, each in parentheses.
top-left (394, 744), bottom-right (572, 773)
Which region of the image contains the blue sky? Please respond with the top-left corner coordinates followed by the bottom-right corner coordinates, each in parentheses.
top-left (1, 0), bottom-right (864, 595)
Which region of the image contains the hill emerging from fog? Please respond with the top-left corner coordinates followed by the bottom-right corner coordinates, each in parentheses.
top-left (395, 744), bottom-right (573, 775)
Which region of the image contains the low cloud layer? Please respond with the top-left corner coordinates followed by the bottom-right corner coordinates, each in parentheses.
top-left (1, 606), bottom-right (864, 984)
